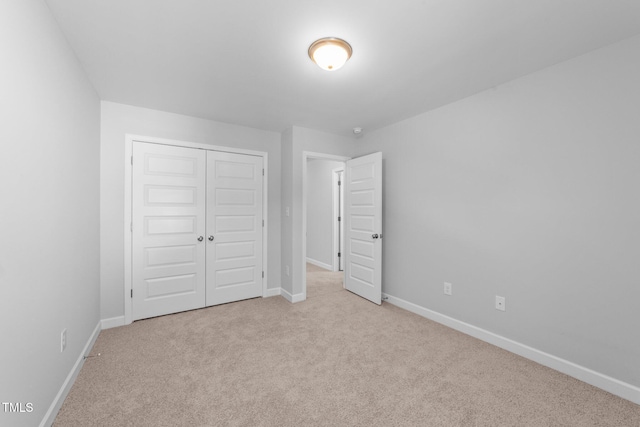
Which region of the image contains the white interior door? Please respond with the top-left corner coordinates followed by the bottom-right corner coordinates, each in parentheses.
top-left (339, 170), bottom-right (344, 272)
top-left (206, 151), bottom-right (263, 306)
top-left (132, 142), bottom-right (206, 320)
top-left (344, 152), bottom-right (382, 304)
top-left (334, 169), bottom-right (345, 272)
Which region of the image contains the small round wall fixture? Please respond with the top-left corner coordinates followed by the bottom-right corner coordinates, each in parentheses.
top-left (308, 37), bottom-right (353, 71)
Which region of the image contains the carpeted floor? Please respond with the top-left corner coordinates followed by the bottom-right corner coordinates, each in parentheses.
top-left (54, 264), bottom-right (640, 426)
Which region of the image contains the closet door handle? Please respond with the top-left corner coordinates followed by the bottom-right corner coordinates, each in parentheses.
top-left (197, 236), bottom-right (204, 242)
top-left (208, 235), bottom-right (214, 241)
top-left (372, 234), bottom-right (379, 239)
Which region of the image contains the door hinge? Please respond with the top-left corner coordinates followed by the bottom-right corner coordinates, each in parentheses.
top-left (338, 180), bottom-right (341, 186)
top-left (262, 271), bottom-right (264, 278)
top-left (338, 252), bottom-right (341, 257)
top-left (131, 156), bottom-right (133, 165)
top-left (262, 219), bottom-right (264, 227)
top-left (338, 216), bottom-right (341, 221)
top-left (130, 222), bottom-right (133, 232)
top-left (130, 289), bottom-right (133, 298)
top-left (262, 169), bottom-right (264, 176)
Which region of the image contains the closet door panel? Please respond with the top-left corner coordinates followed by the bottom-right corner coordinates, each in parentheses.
top-left (132, 143), bottom-right (206, 320)
top-left (206, 151), bottom-right (263, 306)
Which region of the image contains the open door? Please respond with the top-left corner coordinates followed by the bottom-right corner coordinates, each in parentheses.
top-left (344, 152), bottom-right (382, 304)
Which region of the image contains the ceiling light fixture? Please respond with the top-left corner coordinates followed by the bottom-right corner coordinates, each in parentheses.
top-left (308, 37), bottom-right (352, 71)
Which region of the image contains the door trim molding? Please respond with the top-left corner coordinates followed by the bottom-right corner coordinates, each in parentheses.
top-left (124, 134), bottom-right (269, 325)
top-left (331, 167), bottom-right (344, 273)
top-left (301, 151), bottom-right (350, 301)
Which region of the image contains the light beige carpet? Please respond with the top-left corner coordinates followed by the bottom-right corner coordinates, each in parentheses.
top-left (54, 264), bottom-right (640, 426)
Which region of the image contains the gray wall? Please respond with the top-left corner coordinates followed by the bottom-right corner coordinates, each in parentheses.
top-left (280, 128), bottom-right (294, 295)
top-left (306, 159), bottom-right (344, 268)
top-left (355, 35), bottom-right (640, 388)
top-left (100, 101), bottom-right (282, 321)
top-left (0, 1), bottom-right (101, 426)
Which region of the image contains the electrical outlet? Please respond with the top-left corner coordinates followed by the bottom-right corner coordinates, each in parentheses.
top-left (444, 282), bottom-right (452, 296)
top-left (495, 296), bottom-right (506, 311)
top-left (285, 265), bottom-right (290, 276)
top-left (61, 329), bottom-right (67, 352)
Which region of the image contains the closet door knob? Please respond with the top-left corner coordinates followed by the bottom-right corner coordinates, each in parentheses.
top-left (197, 236), bottom-right (204, 242)
top-left (208, 236), bottom-right (214, 241)
top-left (372, 234), bottom-right (379, 239)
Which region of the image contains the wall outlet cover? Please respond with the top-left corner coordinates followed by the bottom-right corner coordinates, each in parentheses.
top-left (444, 282), bottom-right (452, 296)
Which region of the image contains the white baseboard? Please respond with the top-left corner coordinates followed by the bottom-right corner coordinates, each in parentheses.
top-left (264, 287), bottom-right (281, 297)
top-left (382, 293), bottom-right (640, 406)
top-left (101, 316), bottom-right (125, 330)
top-left (280, 288), bottom-right (306, 303)
top-left (306, 257), bottom-right (333, 271)
top-left (40, 321), bottom-right (101, 427)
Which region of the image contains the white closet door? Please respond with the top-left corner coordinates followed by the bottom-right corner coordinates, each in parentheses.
top-left (132, 142), bottom-right (206, 320)
top-left (344, 152), bottom-right (382, 305)
top-left (206, 151), bottom-right (263, 306)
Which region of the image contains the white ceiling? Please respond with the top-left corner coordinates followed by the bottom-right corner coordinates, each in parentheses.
top-left (45, 0), bottom-right (640, 137)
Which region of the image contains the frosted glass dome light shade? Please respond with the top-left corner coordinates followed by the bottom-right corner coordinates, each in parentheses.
top-left (308, 38), bottom-right (352, 71)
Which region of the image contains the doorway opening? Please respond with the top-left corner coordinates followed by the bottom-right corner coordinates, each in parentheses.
top-left (302, 150), bottom-right (383, 304)
top-left (302, 152), bottom-right (350, 299)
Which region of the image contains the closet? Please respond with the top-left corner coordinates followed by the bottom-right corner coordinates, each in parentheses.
top-left (131, 142), bottom-right (263, 320)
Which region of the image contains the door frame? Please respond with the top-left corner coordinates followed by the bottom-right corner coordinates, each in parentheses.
top-left (302, 151), bottom-right (350, 300)
top-left (124, 134), bottom-right (269, 325)
top-left (332, 167), bottom-right (344, 273)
